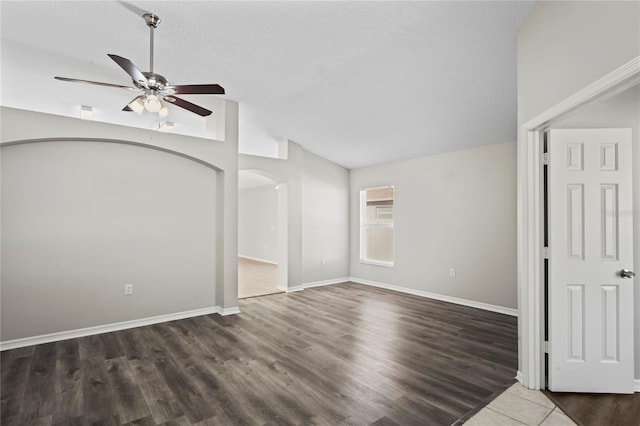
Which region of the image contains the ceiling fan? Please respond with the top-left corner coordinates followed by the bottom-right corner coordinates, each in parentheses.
top-left (54, 13), bottom-right (224, 117)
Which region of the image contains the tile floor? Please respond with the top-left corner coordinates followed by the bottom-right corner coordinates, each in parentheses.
top-left (465, 383), bottom-right (577, 425)
top-left (238, 256), bottom-right (283, 298)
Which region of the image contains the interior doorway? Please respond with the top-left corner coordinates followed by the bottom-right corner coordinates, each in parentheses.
top-left (518, 57), bottom-right (639, 392)
top-left (545, 128), bottom-right (635, 393)
top-left (543, 86), bottom-right (639, 396)
top-left (238, 170), bottom-right (286, 298)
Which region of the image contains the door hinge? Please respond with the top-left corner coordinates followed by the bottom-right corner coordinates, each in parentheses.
top-left (544, 247), bottom-right (550, 259)
top-left (544, 341), bottom-right (549, 353)
top-left (543, 152), bottom-right (549, 165)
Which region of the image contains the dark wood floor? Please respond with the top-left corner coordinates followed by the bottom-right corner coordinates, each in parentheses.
top-left (1, 282), bottom-right (518, 425)
top-left (543, 390), bottom-right (640, 426)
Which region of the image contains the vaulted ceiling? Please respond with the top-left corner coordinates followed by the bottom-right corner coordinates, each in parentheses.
top-left (1, 1), bottom-right (535, 169)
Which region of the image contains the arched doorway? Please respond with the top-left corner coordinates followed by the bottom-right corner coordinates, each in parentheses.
top-left (238, 170), bottom-right (288, 298)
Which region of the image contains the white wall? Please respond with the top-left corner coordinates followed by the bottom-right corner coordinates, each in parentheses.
top-left (1, 141), bottom-right (217, 340)
top-left (239, 143), bottom-right (351, 288)
top-left (350, 141), bottom-right (517, 309)
top-left (518, 1), bottom-right (640, 124)
top-left (301, 151), bottom-right (350, 284)
top-left (517, 0), bottom-right (640, 383)
top-left (1, 105), bottom-right (239, 343)
top-left (238, 184), bottom-right (278, 264)
top-left (553, 85), bottom-right (640, 381)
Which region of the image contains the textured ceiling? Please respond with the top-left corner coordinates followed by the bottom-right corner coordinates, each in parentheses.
top-left (0, 1), bottom-right (535, 169)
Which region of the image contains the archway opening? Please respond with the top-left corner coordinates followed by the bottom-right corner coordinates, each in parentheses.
top-left (238, 170), bottom-right (287, 298)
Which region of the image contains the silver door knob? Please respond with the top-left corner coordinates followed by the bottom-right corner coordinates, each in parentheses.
top-left (619, 269), bottom-right (636, 279)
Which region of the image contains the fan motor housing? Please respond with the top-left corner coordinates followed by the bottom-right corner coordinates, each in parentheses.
top-left (136, 72), bottom-right (170, 92)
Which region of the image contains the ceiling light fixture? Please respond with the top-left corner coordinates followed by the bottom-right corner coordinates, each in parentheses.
top-left (128, 97), bottom-right (144, 115)
top-left (80, 105), bottom-right (93, 120)
top-left (158, 121), bottom-right (174, 132)
top-left (54, 12), bottom-right (224, 118)
top-left (144, 94), bottom-right (162, 112)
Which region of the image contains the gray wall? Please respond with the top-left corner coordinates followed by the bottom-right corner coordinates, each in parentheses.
top-left (1, 141), bottom-right (218, 340)
top-left (553, 85), bottom-right (640, 381)
top-left (301, 150), bottom-right (350, 284)
top-left (239, 146), bottom-right (351, 288)
top-left (1, 105), bottom-right (239, 343)
top-left (350, 141), bottom-right (517, 309)
top-left (518, 1), bottom-right (639, 124)
top-left (238, 184), bottom-right (278, 264)
top-left (517, 0), bottom-right (639, 383)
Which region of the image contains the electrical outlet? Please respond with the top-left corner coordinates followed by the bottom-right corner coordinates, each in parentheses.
top-left (124, 284), bottom-right (133, 295)
top-left (449, 268), bottom-right (456, 278)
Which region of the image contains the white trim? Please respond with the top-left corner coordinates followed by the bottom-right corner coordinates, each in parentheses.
top-left (238, 254), bottom-right (278, 265)
top-left (279, 285), bottom-right (304, 293)
top-left (302, 277), bottom-right (350, 288)
top-left (634, 380), bottom-right (640, 393)
top-left (523, 56), bottom-right (640, 131)
top-left (359, 259), bottom-right (394, 268)
top-left (518, 56), bottom-right (640, 390)
top-left (220, 306), bottom-right (241, 316)
top-left (350, 277), bottom-right (518, 317)
top-left (0, 306), bottom-right (221, 351)
top-left (516, 371), bottom-right (524, 386)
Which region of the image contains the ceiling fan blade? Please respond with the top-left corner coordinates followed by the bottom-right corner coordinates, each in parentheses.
top-left (54, 76), bottom-right (139, 91)
top-left (108, 54), bottom-right (148, 87)
top-left (122, 95), bottom-right (143, 112)
top-left (163, 96), bottom-right (212, 117)
top-left (116, 1), bottom-right (152, 18)
top-left (167, 84), bottom-right (225, 95)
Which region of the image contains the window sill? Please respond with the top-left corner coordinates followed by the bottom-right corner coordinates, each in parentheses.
top-left (360, 259), bottom-right (394, 268)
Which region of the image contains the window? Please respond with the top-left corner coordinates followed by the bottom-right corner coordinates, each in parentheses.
top-left (360, 186), bottom-right (394, 266)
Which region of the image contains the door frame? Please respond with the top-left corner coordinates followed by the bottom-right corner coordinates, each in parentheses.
top-left (518, 55), bottom-right (640, 390)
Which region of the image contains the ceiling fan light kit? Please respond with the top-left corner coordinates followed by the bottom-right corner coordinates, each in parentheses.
top-left (54, 12), bottom-right (225, 121)
top-left (80, 105), bottom-right (93, 120)
top-left (127, 97), bottom-right (145, 115)
top-left (143, 94), bottom-right (162, 112)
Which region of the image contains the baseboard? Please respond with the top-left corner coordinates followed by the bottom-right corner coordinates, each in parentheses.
top-left (278, 285), bottom-right (304, 293)
top-left (349, 277), bottom-right (518, 317)
top-left (516, 371), bottom-right (524, 385)
top-left (0, 306), bottom-right (221, 351)
top-left (220, 306), bottom-right (241, 316)
top-left (635, 379), bottom-right (640, 393)
top-left (238, 255), bottom-right (278, 265)
top-left (302, 277), bottom-right (350, 288)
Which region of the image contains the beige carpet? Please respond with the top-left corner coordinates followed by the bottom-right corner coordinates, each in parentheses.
top-left (238, 256), bottom-right (283, 299)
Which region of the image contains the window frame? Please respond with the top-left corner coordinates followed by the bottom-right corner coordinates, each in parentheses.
top-left (359, 185), bottom-right (395, 267)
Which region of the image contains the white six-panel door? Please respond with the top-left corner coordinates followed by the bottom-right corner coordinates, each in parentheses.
top-left (549, 128), bottom-right (635, 393)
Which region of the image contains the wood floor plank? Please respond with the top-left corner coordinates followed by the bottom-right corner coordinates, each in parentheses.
top-left (139, 327), bottom-right (216, 424)
top-left (544, 390), bottom-right (640, 426)
top-left (52, 340), bottom-right (83, 423)
top-left (101, 332), bottom-right (126, 361)
top-left (104, 357), bottom-right (151, 424)
top-left (1, 398), bottom-right (22, 423)
top-left (128, 358), bottom-right (185, 424)
top-left (156, 415), bottom-right (191, 426)
top-left (53, 414), bottom-right (89, 426)
top-left (19, 342), bottom-right (57, 423)
top-left (118, 328), bottom-right (147, 362)
top-left (1, 283), bottom-right (518, 425)
top-left (1, 355), bottom-right (32, 401)
top-left (81, 356), bottom-right (118, 424)
top-left (1, 345), bottom-right (35, 363)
